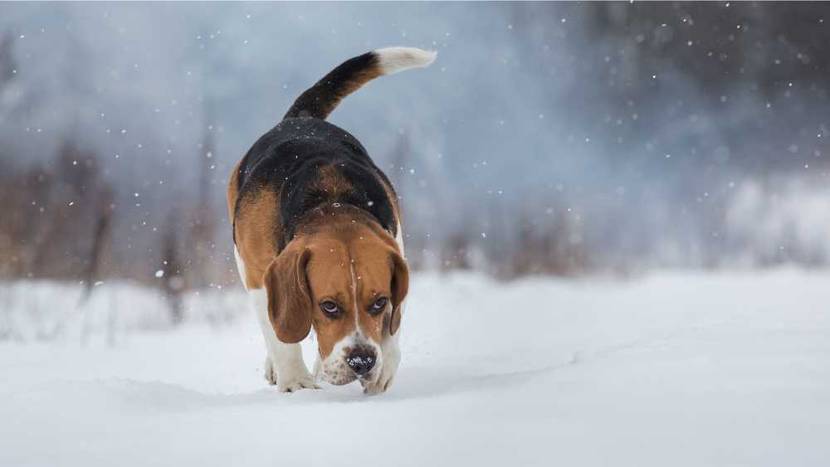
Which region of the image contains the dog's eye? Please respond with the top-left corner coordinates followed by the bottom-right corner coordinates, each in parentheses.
top-left (369, 297), bottom-right (388, 315)
top-left (320, 300), bottom-right (341, 317)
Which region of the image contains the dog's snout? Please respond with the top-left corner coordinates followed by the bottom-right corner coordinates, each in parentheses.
top-left (346, 349), bottom-right (376, 376)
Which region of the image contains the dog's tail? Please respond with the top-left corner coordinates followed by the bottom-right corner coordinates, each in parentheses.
top-left (283, 47), bottom-right (437, 121)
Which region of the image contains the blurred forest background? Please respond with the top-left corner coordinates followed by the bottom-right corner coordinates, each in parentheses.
top-left (1, 2), bottom-right (829, 298)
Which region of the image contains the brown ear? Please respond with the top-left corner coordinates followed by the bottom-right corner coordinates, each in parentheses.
top-left (388, 251), bottom-right (409, 335)
top-left (264, 244), bottom-right (313, 343)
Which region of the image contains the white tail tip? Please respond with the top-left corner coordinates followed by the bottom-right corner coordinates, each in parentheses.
top-left (375, 47), bottom-right (438, 75)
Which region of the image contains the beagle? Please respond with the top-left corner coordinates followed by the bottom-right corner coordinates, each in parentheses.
top-left (227, 47), bottom-right (436, 394)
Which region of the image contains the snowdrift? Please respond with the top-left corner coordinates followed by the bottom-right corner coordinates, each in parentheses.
top-left (1, 270), bottom-right (829, 466)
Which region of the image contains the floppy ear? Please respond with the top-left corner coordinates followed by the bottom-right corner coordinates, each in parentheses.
top-left (264, 244), bottom-right (313, 343)
top-left (388, 251), bottom-right (409, 336)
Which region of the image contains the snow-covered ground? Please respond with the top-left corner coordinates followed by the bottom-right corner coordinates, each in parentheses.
top-left (1, 270), bottom-right (829, 467)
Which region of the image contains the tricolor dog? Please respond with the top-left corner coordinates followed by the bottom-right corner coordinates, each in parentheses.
top-left (227, 47), bottom-right (435, 394)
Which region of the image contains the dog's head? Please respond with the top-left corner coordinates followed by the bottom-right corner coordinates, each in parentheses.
top-left (263, 217), bottom-right (408, 386)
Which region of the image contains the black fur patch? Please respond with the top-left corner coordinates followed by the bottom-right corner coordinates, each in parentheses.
top-left (235, 118), bottom-right (397, 251)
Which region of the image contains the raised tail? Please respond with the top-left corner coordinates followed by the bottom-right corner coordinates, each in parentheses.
top-left (283, 47), bottom-right (437, 121)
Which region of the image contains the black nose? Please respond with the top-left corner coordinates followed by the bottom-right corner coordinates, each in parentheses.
top-left (346, 350), bottom-right (376, 376)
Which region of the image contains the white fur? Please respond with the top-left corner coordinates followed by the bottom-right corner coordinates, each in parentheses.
top-left (250, 288), bottom-right (318, 392)
top-left (375, 47), bottom-right (437, 75)
top-left (349, 259), bottom-right (360, 328)
top-left (233, 246), bottom-right (247, 289)
top-left (395, 222), bottom-right (405, 258)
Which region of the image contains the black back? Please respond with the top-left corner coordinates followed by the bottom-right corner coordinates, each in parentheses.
top-left (234, 117), bottom-right (397, 250)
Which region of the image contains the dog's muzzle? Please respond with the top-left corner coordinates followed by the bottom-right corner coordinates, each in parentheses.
top-left (317, 338), bottom-right (382, 385)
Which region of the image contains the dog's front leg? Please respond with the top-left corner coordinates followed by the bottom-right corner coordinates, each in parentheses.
top-left (250, 289), bottom-right (318, 392)
top-left (362, 326), bottom-right (401, 395)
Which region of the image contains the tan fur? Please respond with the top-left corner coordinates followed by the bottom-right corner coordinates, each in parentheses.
top-left (313, 164), bottom-right (353, 196)
top-left (233, 188), bottom-right (281, 290)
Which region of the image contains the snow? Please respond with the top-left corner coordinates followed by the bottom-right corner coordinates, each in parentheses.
top-left (1, 270), bottom-right (829, 466)
top-left (726, 177), bottom-right (830, 263)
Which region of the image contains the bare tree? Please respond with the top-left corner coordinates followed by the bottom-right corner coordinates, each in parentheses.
top-left (161, 219), bottom-right (186, 324)
top-left (0, 31), bottom-right (15, 90)
top-left (77, 185), bottom-right (115, 305)
top-left (187, 111), bottom-right (218, 289)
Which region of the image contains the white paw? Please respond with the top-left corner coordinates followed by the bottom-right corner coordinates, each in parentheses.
top-left (361, 362), bottom-right (397, 395)
top-left (362, 339), bottom-right (400, 395)
top-left (277, 371), bottom-right (320, 393)
top-left (361, 373), bottom-right (395, 395)
top-left (263, 357), bottom-right (277, 385)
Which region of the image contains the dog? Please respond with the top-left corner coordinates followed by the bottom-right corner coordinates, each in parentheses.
top-left (227, 47), bottom-right (436, 394)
